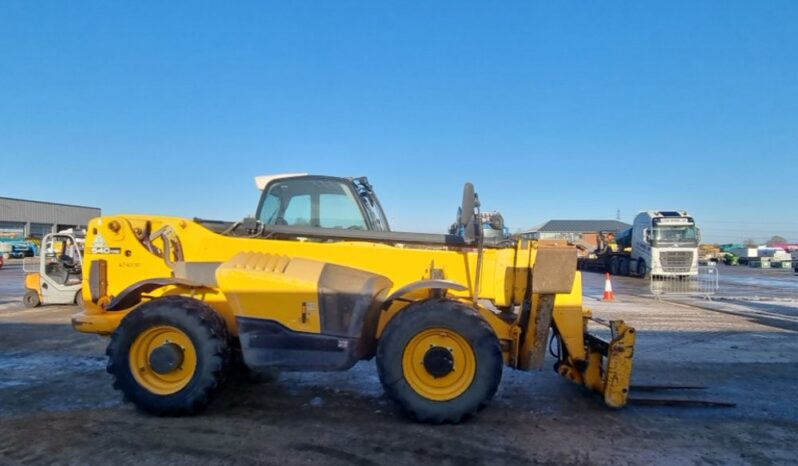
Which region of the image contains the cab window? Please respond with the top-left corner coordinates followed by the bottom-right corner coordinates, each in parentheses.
top-left (319, 192), bottom-right (366, 229)
top-left (257, 178), bottom-right (368, 229)
top-left (259, 193), bottom-right (280, 224)
top-left (283, 194), bottom-right (311, 226)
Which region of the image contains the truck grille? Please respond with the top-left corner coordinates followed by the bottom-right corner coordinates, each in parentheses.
top-left (660, 251), bottom-right (694, 273)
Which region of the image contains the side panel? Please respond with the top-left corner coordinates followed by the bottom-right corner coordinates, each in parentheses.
top-left (24, 273), bottom-right (41, 297)
top-left (318, 263), bottom-right (392, 341)
top-left (41, 281), bottom-right (80, 304)
top-left (630, 220), bottom-right (651, 266)
top-left (218, 252), bottom-right (392, 371)
top-left (83, 215), bottom-right (521, 310)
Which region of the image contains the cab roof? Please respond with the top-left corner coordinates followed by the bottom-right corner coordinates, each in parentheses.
top-left (254, 173), bottom-right (309, 191)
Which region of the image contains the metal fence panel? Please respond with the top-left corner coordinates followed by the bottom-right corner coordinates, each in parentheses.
top-left (650, 265), bottom-right (719, 299)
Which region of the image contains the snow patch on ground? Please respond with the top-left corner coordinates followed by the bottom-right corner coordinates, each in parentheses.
top-left (0, 352), bottom-right (105, 384)
top-left (718, 296), bottom-right (798, 304)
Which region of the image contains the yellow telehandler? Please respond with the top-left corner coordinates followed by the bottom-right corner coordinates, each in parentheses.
top-left (72, 174), bottom-right (636, 423)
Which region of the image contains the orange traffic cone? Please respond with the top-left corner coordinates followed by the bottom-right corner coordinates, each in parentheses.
top-left (602, 273), bottom-right (615, 301)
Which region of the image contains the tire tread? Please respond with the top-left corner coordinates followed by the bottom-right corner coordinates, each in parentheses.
top-left (377, 299), bottom-right (502, 424)
top-left (106, 296), bottom-right (231, 416)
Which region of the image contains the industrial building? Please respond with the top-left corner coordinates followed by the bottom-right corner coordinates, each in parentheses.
top-left (0, 197), bottom-right (101, 240)
top-left (523, 219), bottom-right (631, 250)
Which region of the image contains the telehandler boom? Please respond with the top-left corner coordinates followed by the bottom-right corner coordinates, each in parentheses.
top-left (72, 174), bottom-right (636, 423)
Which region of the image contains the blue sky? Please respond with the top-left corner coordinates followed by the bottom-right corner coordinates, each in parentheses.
top-left (1, 1), bottom-right (796, 243)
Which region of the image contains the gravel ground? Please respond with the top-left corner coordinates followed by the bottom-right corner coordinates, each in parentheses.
top-left (1, 262), bottom-right (797, 465)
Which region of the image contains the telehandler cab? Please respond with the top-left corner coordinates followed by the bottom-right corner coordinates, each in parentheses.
top-left (72, 174), bottom-right (636, 423)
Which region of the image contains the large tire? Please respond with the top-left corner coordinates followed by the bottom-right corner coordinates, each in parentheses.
top-left (619, 257), bottom-right (631, 276)
top-left (377, 299), bottom-right (502, 424)
top-left (609, 256), bottom-right (620, 276)
top-left (23, 290), bottom-right (40, 308)
top-left (637, 259), bottom-right (648, 278)
top-left (74, 289), bottom-right (84, 308)
top-left (106, 296), bottom-right (231, 416)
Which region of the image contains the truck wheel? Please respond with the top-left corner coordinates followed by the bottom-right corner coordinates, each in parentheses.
top-left (619, 257), bottom-right (630, 276)
top-left (377, 299), bottom-right (502, 424)
top-left (637, 259), bottom-right (648, 278)
top-left (106, 296), bottom-right (231, 416)
top-left (74, 289), bottom-right (84, 307)
top-left (609, 257), bottom-right (620, 276)
top-left (23, 290), bottom-right (40, 308)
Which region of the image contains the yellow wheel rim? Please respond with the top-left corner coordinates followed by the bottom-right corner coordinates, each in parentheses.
top-left (402, 328), bottom-right (476, 401)
top-left (129, 325), bottom-right (197, 395)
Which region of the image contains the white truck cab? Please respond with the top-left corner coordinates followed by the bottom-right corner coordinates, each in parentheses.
top-left (630, 211), bottom-right (699, 277)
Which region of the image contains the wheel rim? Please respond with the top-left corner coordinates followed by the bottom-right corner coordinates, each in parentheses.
top-left (402, 328), bottom-right (476, 401)
top-left (24, 292), bottom-right (38, 306)
top-left (129, 325), bottom-right (197, 395)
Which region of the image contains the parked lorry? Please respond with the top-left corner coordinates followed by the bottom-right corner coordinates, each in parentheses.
top-left (578, 211), bottom-right (699, 278)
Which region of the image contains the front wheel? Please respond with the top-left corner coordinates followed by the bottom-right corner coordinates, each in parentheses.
top-left (23, 290), bottom-right (40, 308)
top-left (106, 296), bottom-right (231, 415)
top-left (377, 299), bottom-right (502, 424)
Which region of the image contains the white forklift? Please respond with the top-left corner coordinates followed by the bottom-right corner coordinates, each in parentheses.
top-left (23, 230), bottom-right (85, 307)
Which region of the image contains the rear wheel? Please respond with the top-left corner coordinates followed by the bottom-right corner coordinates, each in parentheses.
top-left (23, 290), bottom-right (40, 308)
top-left (106, 296), bottom-right (231, 415)
top-left (609, 256), bottom-right (620, 276)
top-left (619, 257), bottom-right (630, 276)
top-left (637, 259), bottom-right (648, 278)
top-left (74, 289), bottom-right (84, 307)
top-left (377, 299), bottom-right (502, 423)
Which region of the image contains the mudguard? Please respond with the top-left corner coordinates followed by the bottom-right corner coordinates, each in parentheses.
top-left (381, 279), bottom-right (468, 307)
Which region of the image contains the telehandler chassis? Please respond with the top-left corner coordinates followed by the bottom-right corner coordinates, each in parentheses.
top-left (73, 175), bottom-right (638, 422)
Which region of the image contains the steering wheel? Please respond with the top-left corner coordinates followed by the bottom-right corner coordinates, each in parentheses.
top-left (60, 254), bottom-right (75, 268)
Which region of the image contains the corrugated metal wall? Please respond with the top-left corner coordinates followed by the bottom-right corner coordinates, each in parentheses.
top-left (0, 197), bottom-right (101, 228)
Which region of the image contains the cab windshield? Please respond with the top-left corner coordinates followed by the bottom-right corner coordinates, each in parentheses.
top-left (651, 225), bottom-right (698, 246)
top-left (257, 178), bottom-right (371, 230)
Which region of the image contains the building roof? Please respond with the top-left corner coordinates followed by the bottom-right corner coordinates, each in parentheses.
top-left (531, 219), bottom-right (631, 233)
top-left (0, 196), bottom-right (100, 211)
top-left (0, 197), bottom-right (101, 226)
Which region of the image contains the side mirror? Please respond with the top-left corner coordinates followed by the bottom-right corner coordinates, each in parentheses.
top-left (643, 228), bottom-right (651, 243)
top-left (697, 228), bottom-right (701, 242)
top-left (460, 183), bottom-right (478, 243)
top-left (460, 182), bottom-right (475, 228)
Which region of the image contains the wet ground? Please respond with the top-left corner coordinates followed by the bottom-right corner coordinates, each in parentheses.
top-left (1, 261), bottom-right (797, 465)
top-left (583, 263), bottom-right (798, 300)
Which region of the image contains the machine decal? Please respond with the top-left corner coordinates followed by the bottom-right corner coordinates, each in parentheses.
top-left (90, 233), bottom-right (121, 254)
